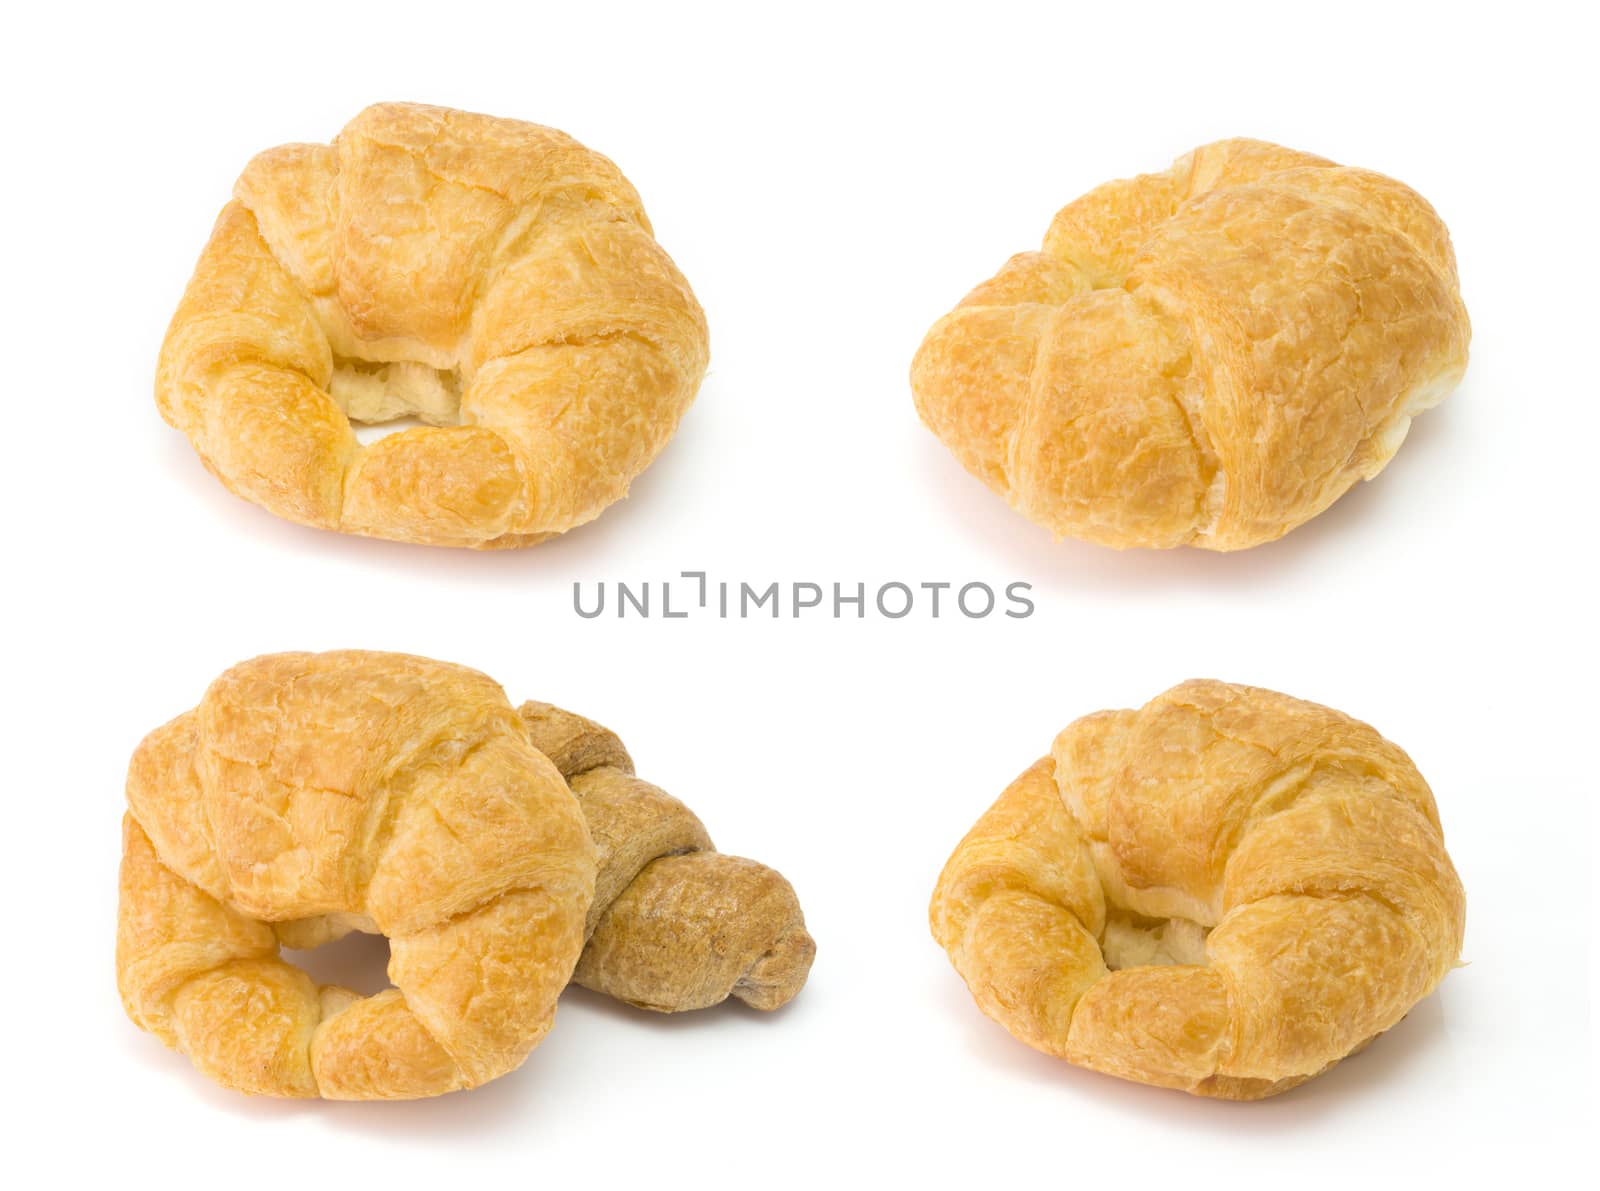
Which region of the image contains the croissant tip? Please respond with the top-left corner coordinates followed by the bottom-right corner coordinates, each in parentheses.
top-left (732, 926), bottom-right (817, 1012)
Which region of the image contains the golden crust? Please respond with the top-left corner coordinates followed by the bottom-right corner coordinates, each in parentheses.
top-left (117, 652), bottom-right (596, 1099)
top-left (929, 680), bottom-right (1465, 1100)
top-left (157, 103), bottom-right (709, 548)
top-left (118, 654), bottom-right (813, 1100)
top-left (912, 139), bottom-right (1470, 550)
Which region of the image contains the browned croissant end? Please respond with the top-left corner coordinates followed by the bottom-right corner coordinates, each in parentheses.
top-left (520, 701), bottom-right (816, 1013)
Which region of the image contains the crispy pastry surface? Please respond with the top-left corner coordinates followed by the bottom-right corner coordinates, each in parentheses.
top-left (911, 139), bottom-right (1470, 550)
top-left (156, 103), bottom-right (709, 548)
top-left (929, 680), bottom-right (1465, 1099)
top-left (118, 652), bottom-right (813, 1100)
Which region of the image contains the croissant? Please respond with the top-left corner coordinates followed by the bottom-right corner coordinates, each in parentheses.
top-left (518, 701), bottom-right (815, 1012)
top-left (117, 652), bottom-right (814, 1100)
top-left (911, 139), bottom-right (1470, 550)
top-left (156, 103), bottom-right (709, 548)
top-left (930, 680), bottom-right (1465, 1099)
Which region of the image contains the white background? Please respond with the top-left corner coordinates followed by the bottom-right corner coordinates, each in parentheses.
top-left (5, 1), bottom-right (1594, 1185)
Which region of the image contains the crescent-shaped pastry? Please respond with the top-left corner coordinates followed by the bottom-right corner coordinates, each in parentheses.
top-left (912, 139), bottom-right (1470, 550)
top-left (117, 652), bottom-right (814, 1100)
top-left (156, 103), bottom-right (709, 548)
top-left (930, 680), bottom-right (1465, 1099)
top-left (117, 652), bottom-right (595, 1099)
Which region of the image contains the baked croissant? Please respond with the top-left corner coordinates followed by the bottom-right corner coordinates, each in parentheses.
top-left (117, 652), bottom-right (814, 1100)
top-left (519, 701), bottom-right (815, 1012)
top-left (117, 652), bottom-right (595, 1099)
top-left (930, 680), bottom-right (1465, 1099)
top-left (156, 103), bottom-right (709, 548)
top-left (912, 139), bottom-right (1470, 550)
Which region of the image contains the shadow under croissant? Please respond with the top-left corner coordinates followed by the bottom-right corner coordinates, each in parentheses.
top-left (910, 378), bottom-right (1469, 597)
top-left (145, 368), bottom-right (717, 576)
top-left (947, 974), bottom-right (1453, 1127)
top-left (150, 978), bottom-right (815, 1134)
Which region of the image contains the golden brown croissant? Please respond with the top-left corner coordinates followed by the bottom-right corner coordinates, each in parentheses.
top-left (118, 652), bottom-right (814, 1101)
top-left (930, 680), bottom-right (1465, 1099)
top-left (117, 652), bottom-right (596, 1099)
top-left (156, 103), bottom-right (709, 548)
top-left (912, 139), bottom-right (1470, 550)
